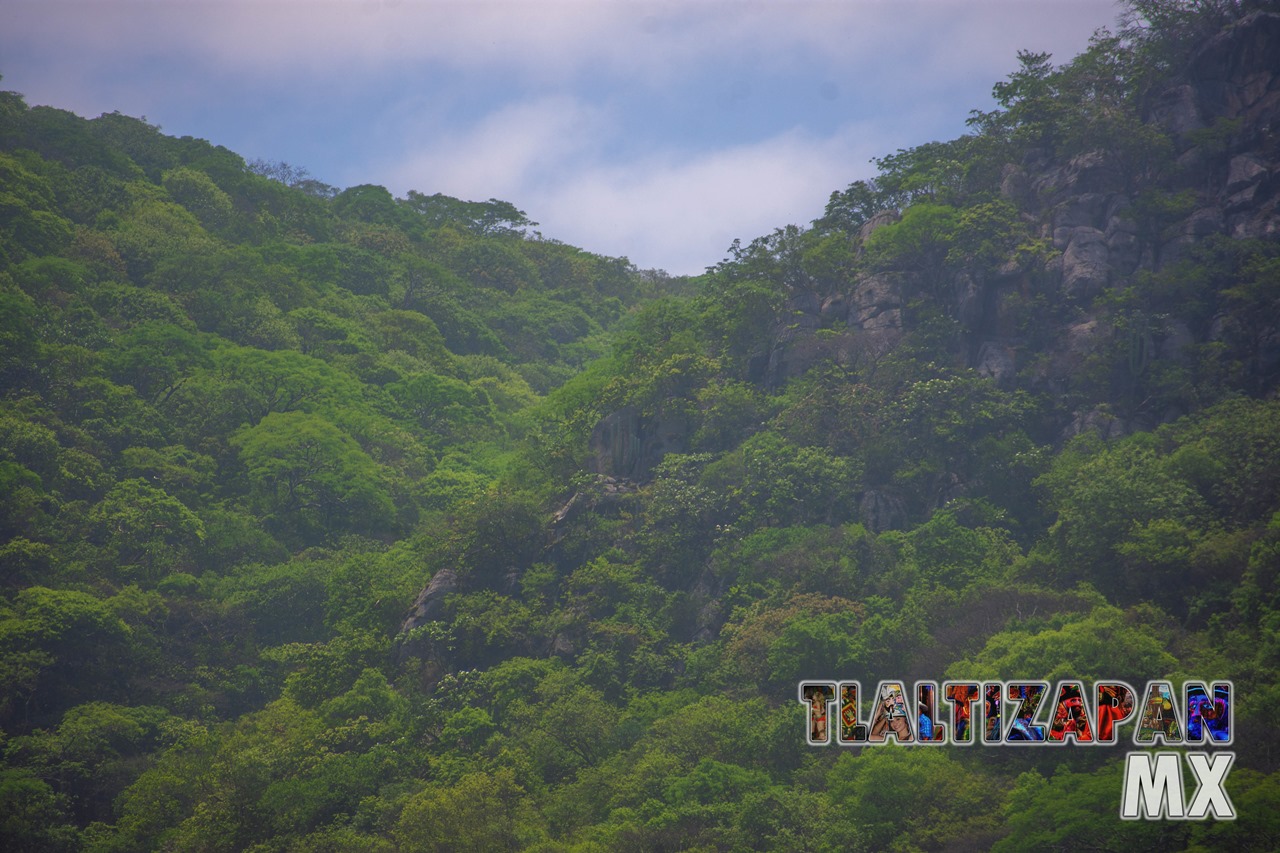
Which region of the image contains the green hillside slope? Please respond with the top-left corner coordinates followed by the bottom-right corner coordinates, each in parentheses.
top-left (3, 4), bottom-right (1280, 850)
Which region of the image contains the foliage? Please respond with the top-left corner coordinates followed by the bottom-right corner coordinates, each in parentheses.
top-left (3, 10), bottom-right (1280, 848)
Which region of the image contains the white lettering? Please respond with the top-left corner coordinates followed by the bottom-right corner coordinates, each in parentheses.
top-left (1121, 753), bottom-right (1184, 819)
top-left (1186, 753), bottom-right (1236, 819)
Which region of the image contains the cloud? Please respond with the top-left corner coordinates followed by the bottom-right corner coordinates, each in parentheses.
top-left (379, 93), bottom-right (908, 274)
top-left (537, 126), bottom-right (887, 274)
top-left (6, 1), bottom-right (653, 80)
top-left (3, 0), bottom-right (1122, 273)
top-left (6, 1), bottom-right (1118, 86)
top-left (378, 96), bottom-right (613, 200)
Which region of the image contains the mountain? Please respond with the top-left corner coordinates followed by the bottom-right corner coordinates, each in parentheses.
top-left (2, 4), bottom-right (1279, 851)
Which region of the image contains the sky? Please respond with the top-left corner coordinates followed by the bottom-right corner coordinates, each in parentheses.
top-left (4, 1), bottom-right (1120, 275)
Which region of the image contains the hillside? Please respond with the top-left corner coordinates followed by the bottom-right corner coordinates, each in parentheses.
top-left (2, 4), bottom-right (1280, 851)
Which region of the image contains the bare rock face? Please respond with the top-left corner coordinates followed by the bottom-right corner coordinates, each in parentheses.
top-left (1065, 319), bottom-right (1102, 356)
top-left (954, 272), bottom-right (984, 330)
top-left (1052, 193), bottom-right (1110, 231)
top-left (858, 209), bottom-right (900, 242)
top-left (394, 567), bottom-right (459, 668)
top-left (1162, 207), bottom-right (1227, 266)
top-left (588, 406), bottom-right (689, 481)
top-left (1062, 408), bottom-right (1127, 442)
top-left (1000, 163), bottom-right (1033, 207)
top-left (1188, 11), bottom-right (1280, 129)
top-left (1049, 319), bottom-right (1107, 384)
top-left (1034, 151), bottom-right (1119, 206)
top-left (733, 15), bottom-right (1280, 431)
top-left (1105, 201), bottom-right (1141, 277)
top-left (550, 475), bottom-right (637, 534)
top-left (990, 284), bottom-right (1028, 340)
top-left (1226, 182), bottom-right (1262, 216)
top-left (975, 342), bottom-right (1017, 388)
top-left (1158, 319), bottom-right (1196, 364)
top-left (848, 272), bottom-right (904, 331)
top-left (842, 271), bottom-right (906, 369)
top-left (1187, 207), bottom-right (1227, 238)
top-left (820, 292), bottom-right (850, 325)
top-left (1189, 12), bottom-right (1280, 241)
top-left (399, 568), bottom-right (458, 635)
top-left (1224, 153), bottom-right (1278, 237)
top-left (859, 490), bottom-right (907, 533)
top-left (1228, 153), bottom-right (1269, 193)
top-left (759, 261), bottom-right (908, 387)
top-left (1150, 83), bottom-right (1205, 137)
top-left (1060, 227), bottom-right (1110, 300)
top-left (786, 289), bottom-right (822, 319)
top-left (766, 324), bottom-right (831, 386)
top-left (689, 566), bottom-right (728, 644)
top-left (1231, 206), bottom-right (1280, 239)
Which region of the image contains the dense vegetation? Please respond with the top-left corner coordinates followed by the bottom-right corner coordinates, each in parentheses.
top-left (3, 2), bottom-right (1280, 850)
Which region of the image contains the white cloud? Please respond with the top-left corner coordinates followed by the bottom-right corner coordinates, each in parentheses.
top-left (536, 127), bottom-right (887, 274)
top-left (379, 95), bottom-right (613, 200)
top-left (3, 0), bottom-right (1122, 273)
top-left (378, 92), bottom-right (907, 273)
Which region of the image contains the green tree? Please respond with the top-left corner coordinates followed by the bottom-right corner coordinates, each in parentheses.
top-left (89, 479), bottom-right (205, 582)
top-left (387, 372), bottom-right (492, 438)
top-left (4, 702), bottom-right (173, 826)
top-left (996, 763), bottom-right (1184, 851)
top-left (161, 166), bottom-right (233, 233)
top-left (0, 152), bottom-right (74, 265)
top-left (945, 603), bottom-right (1178, 684)
top-left (394, 769), bottom-right (547, 852)
top-left (0, 588), bottom-right (135, 729)
top-left (0, 768), bottom-right (80, 852)
top-left (828, 747), bottom-right (1003, 850)
top-left (1034, 431), bottom-right (1211, 601)
top-left (231, 411), bottom-right (395, 539)
top-left (104, 322), bottom-right (209, 405)
top-left (863, 202), bottom-right (960, 295)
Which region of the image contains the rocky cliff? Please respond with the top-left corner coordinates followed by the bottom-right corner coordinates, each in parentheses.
top-left (754, 11), bottom-right (1280, 419)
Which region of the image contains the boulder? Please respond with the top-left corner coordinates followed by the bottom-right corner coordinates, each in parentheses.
top-left (1061, 227), bottom-right (1110, 300)
top-left (820, 293), bottom-right (850, 325)
top-left (400, 568), bottom-right (459, 634)
top-left (1226, 153), bottom-right (1269, 193)
top-left (858, 209), bottom-right (900, 243)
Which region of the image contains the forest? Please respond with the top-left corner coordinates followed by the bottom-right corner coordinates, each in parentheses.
top-left (2, 1), bottom-right (1280, 850)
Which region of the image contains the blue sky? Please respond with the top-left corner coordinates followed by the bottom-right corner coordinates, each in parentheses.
top-left (4, 1), bottom-right (1119, 274)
